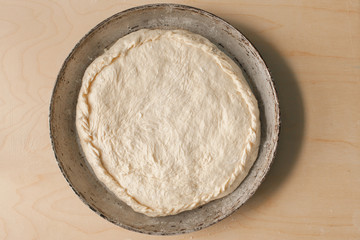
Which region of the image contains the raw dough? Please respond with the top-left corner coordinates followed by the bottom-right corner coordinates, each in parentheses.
top-left (76, 29), bottom-right (260, 217)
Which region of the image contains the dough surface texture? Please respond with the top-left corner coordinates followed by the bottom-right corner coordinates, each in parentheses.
top-left (76, 29), bottom-right (260, 217)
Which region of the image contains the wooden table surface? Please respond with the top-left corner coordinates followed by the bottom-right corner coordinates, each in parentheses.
top-left (1, 0), bottom-right (359, 239)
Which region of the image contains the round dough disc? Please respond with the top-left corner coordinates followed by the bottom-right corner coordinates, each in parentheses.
top-left (76, 29), bottom-right (260, 217)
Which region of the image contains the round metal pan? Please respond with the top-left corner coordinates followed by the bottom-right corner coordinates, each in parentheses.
top-left (49, 3), bottom-right (280, 235)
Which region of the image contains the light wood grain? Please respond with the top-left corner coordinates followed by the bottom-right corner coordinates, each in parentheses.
top-left (1, 0), bottom-right (359, 239)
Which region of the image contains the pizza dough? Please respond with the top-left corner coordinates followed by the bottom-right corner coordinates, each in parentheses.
top-left (76, 29), bottom-right (260, 217)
